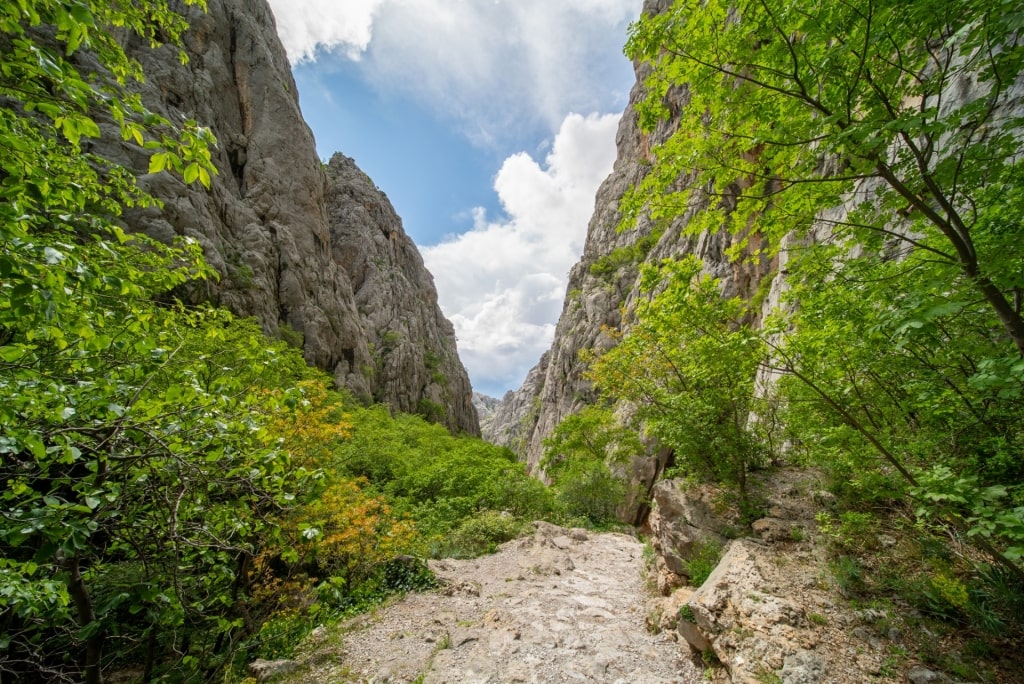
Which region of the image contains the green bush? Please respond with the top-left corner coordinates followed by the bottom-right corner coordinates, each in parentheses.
top-left (682, 540), bottom-right (722, 586)
top-left (829, 556), bottom-right (866, 597)
top-left (443, 511), bottom-right (532, 558)
top-left (554, 458), bottom-right (627, 527)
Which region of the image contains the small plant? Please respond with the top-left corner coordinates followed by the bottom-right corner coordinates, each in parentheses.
top-left (233, 262), bottom-right (255, 288)
top-left (879, 645), bottom-right (907, 678)
top-left (442, 511), bottom-right (530, 558)
top-left (683, 540), bottom-right (722, 587)
top-left (789, 526), bottom-right (806, 542)
top-left (277, 321), bottom-right (305, 349)
top-left (642, 538), bottom-right (656, 569)
top-left (381, 556), bottom-right (437, 594)
top-left (679, 604), bottom-right (697, 623)
top-left (930, 571), bottom-right (969, 610)
top-left (808, 612), bottom-right (828, 626)
top-left (416, 398), bottom-right (447, 423)
top-left (829, 555), bottom-right (866, 597)
top-left (754, 668), bottom-right (783, 684)
top-left (816, 510), bottom-right (877, 552)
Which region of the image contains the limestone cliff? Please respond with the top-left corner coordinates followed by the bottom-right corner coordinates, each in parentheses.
top-left (485, 0), bottom-right (773, 466)
top-left (324, 154), bottom-right (478, 433)
top-left (92, 0), bottom-right (478, 434)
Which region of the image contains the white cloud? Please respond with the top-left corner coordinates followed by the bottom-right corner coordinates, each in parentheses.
top-left (268, 0), bottom-right (383, 62)
top-left (422, 112), bottom-right (620, 396)
top-left (268, 0), bottom-right (641, 142)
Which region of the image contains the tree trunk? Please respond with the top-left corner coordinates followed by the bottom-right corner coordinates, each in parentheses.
top-left (977, 276), bottom-right (1024, 357)
top-left (67, 554), bottom-right (104, 684)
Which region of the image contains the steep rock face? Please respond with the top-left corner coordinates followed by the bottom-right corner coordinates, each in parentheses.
top-left (324, 154), bottom-right (478, 435)
top-left (91, 0), bottom-right (477, 433)
top-left (481, 352), bottom-right (549, 453)
top-left (472, 392), bottom-right (501, 438)
top-left (485, 0), bottom-right (773, 467)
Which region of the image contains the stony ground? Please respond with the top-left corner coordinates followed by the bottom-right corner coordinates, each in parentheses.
top-left (280, 521), bottom-right (703, 683)
top-left (260, 467), bottom-right (1024, 684)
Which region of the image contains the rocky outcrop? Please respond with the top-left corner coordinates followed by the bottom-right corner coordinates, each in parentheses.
top-left (472, 392), bottom-right (501, 439)
top-left (647, 480), bottom-right (733, 583)
top-left (90, 0), bottom-right (477, 434)
top-left (324, 154), bottom-right (478, 434)
top-left (479, 352), bottom-right (548, 451)
top-left (642, 468), bottom-right (911, 684)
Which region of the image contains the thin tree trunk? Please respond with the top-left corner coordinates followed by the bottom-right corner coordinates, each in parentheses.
top-left (977, 275), bottom-right (1024, 357)
top-left (67, 554), bottom-right (103, 684)
top-left (142, 626), bottom-right (157, 682)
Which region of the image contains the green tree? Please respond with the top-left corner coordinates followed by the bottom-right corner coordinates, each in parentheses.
top-left (584, 257), bottom-right (769, 501)
top-left (0, 1), bottom-right (327, 681)
top-left (624, 0), bottom-right (1024, 574)
top-left (541, 405), bottom-right (641, 525)
top-left (624, 0), bottom-right (1024, 353)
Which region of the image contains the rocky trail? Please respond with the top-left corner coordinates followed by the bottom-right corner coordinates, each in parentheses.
top-left (271, 521), bottom-right (703, 683)
top-left (256, 467), bottom-right (1022, 684)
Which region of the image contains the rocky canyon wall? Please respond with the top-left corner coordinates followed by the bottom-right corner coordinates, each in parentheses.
top-left (89, 0), bottom-right (478, 434)
top-left (485, 0), bottom-right (774, 470)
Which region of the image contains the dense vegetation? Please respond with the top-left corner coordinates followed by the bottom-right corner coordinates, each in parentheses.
top-left (547, 0), bottom-right (1024, 674)
top-left (0, 2), bottom-right (577, 682)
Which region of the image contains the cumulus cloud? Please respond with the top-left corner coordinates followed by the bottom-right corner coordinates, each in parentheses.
top-left (422, 112), bottom-right (620, 396)
top-left (268, 0), bottom-right (382, 61)
top-left (267, 0), bottom-right (640, 142)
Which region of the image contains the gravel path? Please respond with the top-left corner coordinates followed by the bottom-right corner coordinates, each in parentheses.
top-left (291, 521), bottom-right (702, 683)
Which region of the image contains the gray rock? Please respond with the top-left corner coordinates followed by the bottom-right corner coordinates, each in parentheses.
top-left (647, 479), bottom-right (728, 576)
top-left (908, 668), bottom-right (954, 684)
top-left (780, 650), bottom-right (827, 684)
top-left (248, 658), bottom-right (298, 682)
top-left (812, 490), bottom-right (838, 507)
top-left (752, 517), bottom-right (794, 543)
top-left (473, 392), bottom-right (501, 436)
top-left (676, 617), bottom-right (712, 652)
top-left (324, 153), bottom-right (478, 434)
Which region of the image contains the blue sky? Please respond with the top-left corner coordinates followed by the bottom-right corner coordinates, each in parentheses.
top-left (292, 63), bottom-right (503, 244)
top-left (266, 0), bottom-right (643, 397)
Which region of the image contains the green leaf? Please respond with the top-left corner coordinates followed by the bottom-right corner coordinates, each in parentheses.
top-left (183, 162), bottom-right (200, 184)
top-left (0, 346), bottom-right (28, 362)
top-left (148, 151), bottom-right (168, 174)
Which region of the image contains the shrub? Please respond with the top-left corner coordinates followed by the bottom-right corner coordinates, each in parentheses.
top-left (683, 540), bottom-right (722, 586)
top-left (553, 458), bottom-right (627, 527)
top-left (443, 511), bottom-right (531, 558)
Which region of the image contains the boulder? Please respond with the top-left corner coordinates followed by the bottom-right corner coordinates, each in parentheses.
top-left (647, 479), bottom-right (730, 577)
top-left (248, 658), bottom-right (298, 682)
top-left (780, 650), bottom-right (827, 684)
top-left (680, 539), bottom-right (814, 682)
